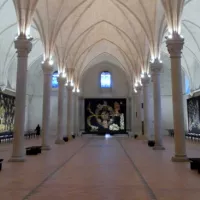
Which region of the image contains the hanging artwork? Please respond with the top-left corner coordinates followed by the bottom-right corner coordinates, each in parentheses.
top-left (85, 98), bottom-right (126, 133)
top-left (187, 96), bottom-right (200, 134)
top-left (0, 92), bottom-right (15, 132)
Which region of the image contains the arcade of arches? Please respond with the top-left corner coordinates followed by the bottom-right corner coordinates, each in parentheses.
top-left (1, 0), bottom-right (200, 199)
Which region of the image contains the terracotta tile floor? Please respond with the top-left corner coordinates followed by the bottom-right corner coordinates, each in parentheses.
top-left (0, 136), bottom-right (200, 200)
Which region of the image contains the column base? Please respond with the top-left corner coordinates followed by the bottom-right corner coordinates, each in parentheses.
top-left (171, 155), bottom-right (189, 162)
top-left (8, 156), bottom-right (25, 162)
top-left (42, 145), bottom-right (51, 150)
top-left (55, 139), bottom-right (65, 144)
top-left (68, 135), bottom-right (72, 140)
top-left (137, 135), bottom-right (147, 140)
top-left (153, 145), bottom-right (165, 150)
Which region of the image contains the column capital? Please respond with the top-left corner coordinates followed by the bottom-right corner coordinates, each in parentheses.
top-left (166, 32), bottom-right (184, 58)
top-left (135, 85), bottom-right (142, 93)
top-left (41, 61), bottom-right (54, 75)
top-left (57, 76), bottom-right (66, 85)
top-left (14, 34), bottom-right (32, 57)
top-left (141, 73), bottom-right (150, 86)
top-left (150, 59), bottom-right (163, 75)
top-left (73, 91), bottom-right (80, 97)
top-left (66, 84), bottom-right (73, 91)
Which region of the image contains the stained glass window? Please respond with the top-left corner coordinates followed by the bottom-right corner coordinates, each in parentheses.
top-left (100, 71), bottom-right (111, 88)
top-left (52, 71), bottom-right (59, 88)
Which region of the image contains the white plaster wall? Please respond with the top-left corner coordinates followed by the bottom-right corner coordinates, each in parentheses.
top-left (27, 96), bottom-right (43, 130)
top-left (81, 62), bottom-right (129, 98)
top-left (161, 96), bottom-right (174, 134)
top-left (49, 90), bottom-right (67, 135)
top-left (160, 62), bottom-right (173, 135)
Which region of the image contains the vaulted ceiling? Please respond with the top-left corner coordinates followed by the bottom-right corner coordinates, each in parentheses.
top-left (0, 0), bottom-right (200, 93)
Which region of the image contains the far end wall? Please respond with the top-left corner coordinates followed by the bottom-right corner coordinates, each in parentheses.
top-left (80, 62), bottom-right (131, 131)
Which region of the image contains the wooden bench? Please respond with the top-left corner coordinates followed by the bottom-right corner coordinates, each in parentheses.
top-left (32, 146), bottom-right (42, 154)
top-left (148, 140), bottom-right (155, 147)
top-left (0, 132), bottom-right (13, 143)
top-left (0, 159), bottom-right (3, 171)
top-left (24, 130), bottom-right (36, 139)
top-left (72, 134), bottom-right (75, 139)
top-left (166, 129), bottom-right (174, 137)
top-left (189, 158), bottom-right (200, 173)
top-left (26, 146), bottom-right (41, 155)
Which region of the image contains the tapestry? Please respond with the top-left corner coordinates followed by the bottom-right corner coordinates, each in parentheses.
top-left (0, 92), bottom-right (15, 132)
top-left (187, 96), bottom-right (200, 134)
top-left (85, 98), bottom-right (126, 133)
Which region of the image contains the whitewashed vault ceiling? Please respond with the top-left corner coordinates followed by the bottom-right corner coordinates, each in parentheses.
top-left (0, 0), bottom-right (200, 93)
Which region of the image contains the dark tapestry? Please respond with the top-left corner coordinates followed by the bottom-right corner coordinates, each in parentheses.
top-left (85, 98), bottom-right (126, 133)
top-left (0, 92), bottom-right (15, 132)
top-left (187, 96), bottom-right (200, 134)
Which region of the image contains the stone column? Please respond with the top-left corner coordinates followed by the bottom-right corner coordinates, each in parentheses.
top-left (26, 96), bottom-right (32, 131)
top-left (135, 86), bottom-right (142, 135)
top-left (166, 32), bottom-right (188, 161)
top-left (141, 74), bottom-right (151, 140)
top-left (76, 95), bottom-right (80, 135)
top-left (131, 93), bottom-right (136, 137)
top-left (9, 34), bottom-right (32, 162)
top-left (55, 76), bottom-right (66, 144)
top-left (151, 59), bottom-right (165, 150)
top-left (73, 92), bottom-right (80, 136)
top-left (41, 61), bottom-right (53, 150)
top-left (66, 84), bottom-right (73, 139)
top-left (80, 96), bottom-right (84, 132)
top-left (71, 91), bottom-right (75, 135)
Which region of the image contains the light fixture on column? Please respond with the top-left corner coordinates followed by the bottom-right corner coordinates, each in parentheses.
top-left (49, 59), bottom-right (54, 66)
top-left (61, 72), bottom-right (66, 78)
top-left (141, 72), bottom-right (151, 80)
top-left (134, 88), bottom-right (137, 93)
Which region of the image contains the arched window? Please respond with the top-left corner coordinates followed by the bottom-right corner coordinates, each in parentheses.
top-left (100, 71), bottom-right (111, 88)
top-left (185, 75), bottom-right (190, 94)
top-left (52, 71), bottom-right (59, 88)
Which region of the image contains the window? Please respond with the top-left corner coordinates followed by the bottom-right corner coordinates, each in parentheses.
top-left (185, 75), bottom-right (190, 95)
top-left (52, 71), bottom-right (59, 88)
top-left (100, 71), bottom-right (111, 88)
